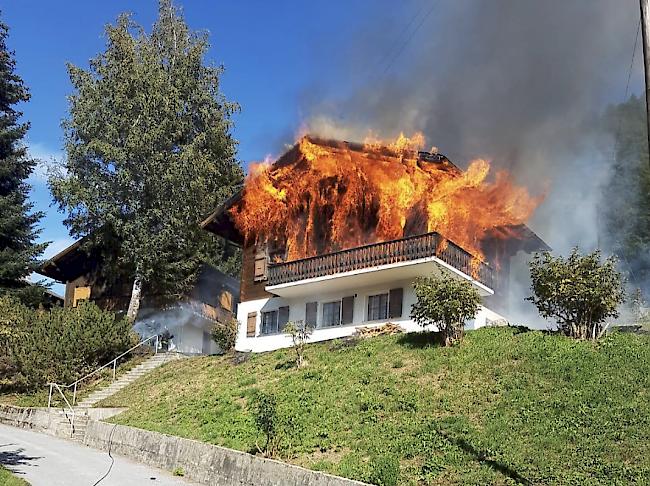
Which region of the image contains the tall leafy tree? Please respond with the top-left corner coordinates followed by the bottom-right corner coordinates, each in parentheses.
top-left (0, 17), bottom-right (47, 305)
top-left (50, 1), bottom-right (243, 321)
top-left (600, 95), bottom-right (650, 288)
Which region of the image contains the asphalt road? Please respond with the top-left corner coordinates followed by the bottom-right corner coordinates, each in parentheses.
top-left (0, 423), bottom-right (196, 486)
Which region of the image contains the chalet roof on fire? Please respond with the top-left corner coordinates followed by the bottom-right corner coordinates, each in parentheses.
top-left (201, 135), bottom-right (550, 255)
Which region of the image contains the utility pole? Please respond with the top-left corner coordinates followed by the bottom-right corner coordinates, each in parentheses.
top-left (640, 0), bottom-right (650, 160)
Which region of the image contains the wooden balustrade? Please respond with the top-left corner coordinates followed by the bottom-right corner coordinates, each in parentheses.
top-left (267, 232), bottom-right (494, 289)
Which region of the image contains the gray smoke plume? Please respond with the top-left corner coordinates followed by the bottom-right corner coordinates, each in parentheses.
top-left (301, 0), bottom-right (642, 326)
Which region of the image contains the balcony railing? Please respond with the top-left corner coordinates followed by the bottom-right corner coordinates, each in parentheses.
top-left (267, 232), bottom-right (494, 289)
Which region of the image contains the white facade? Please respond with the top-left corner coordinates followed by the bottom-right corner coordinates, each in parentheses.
top-left (133, 307), bottom-right (219, 355)
top-left (235, 275), bottom-right (506, 353)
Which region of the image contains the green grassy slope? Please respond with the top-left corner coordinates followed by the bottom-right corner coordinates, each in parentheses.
top-left (0, 466), bottom-right (30, 486)
top-left (100, 328), bottom-right (650, 485)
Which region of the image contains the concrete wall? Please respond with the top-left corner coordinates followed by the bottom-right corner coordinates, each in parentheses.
top-left (84, 421), bottom-right (368, 486)
top-left (235, 279), bottom-right (506, 353)
top-left (0, 406), bottom-right (368, 486)
top-left (0, 405), bottom-right (69, 437)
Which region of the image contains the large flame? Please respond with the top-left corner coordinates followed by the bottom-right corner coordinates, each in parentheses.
top-left (229, 133), bottom-right (543, 263)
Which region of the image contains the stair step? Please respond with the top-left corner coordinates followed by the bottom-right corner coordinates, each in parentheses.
top-left (70, 353), bottom-right (183, 408)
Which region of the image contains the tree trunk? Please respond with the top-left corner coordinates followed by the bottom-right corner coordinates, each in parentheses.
top-left (126, 274), bottom-right (143, 323)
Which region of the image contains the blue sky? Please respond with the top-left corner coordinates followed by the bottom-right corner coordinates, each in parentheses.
top-left (2, 1), bottom-right (644, 295)
top-left (3, 0), bottom-right (423, 294)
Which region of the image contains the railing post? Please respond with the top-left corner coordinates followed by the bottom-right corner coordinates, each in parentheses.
top-left (47, 384), bottom-right (53, 409)
top-left (72, 382), bottom-right (77, 407)
top-left (155, 335), bottom-right (159, 354)
top-left (112, 359), bottom-right (117, 381)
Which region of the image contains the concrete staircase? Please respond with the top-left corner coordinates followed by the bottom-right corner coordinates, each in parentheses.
top-left (75, 352), bottom-right (183, 409)
top-left (54, 410), bottom-right (89, 442)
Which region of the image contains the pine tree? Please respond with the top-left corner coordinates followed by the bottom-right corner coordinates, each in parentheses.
top-left (50, 1), bottom-right (243, 321)
top-left (0, 18), bottom-right (47, 305)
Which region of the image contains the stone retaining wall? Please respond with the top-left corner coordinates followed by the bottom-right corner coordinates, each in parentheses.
top-left (0, 405), bottom-right (369, 486)
top-left (0, 404), bottom-right (66, 437)
top-left (84, 420), bottom-right (368, 486)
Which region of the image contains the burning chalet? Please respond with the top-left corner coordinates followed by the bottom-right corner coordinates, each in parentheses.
top-left (203, 135), bottom-right (548, 353)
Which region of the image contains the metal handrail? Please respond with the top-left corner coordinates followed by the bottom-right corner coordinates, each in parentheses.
top-left (47, 382), bottom-right (76, 437)
top-left (47, 334), bottom-right (159, 408)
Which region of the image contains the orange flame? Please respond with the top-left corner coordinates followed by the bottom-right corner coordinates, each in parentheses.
top-left (229, 134), bottom-right (543, 263)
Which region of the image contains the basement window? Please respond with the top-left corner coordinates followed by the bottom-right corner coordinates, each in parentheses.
top-left (261, 306), bottom-right (289, 335)
top-left (261, 310), bottom-right (278, 335)
top-left (367, 293), bottom-right (389, 321)
top-left (322, 301), bottom-right (342, 328)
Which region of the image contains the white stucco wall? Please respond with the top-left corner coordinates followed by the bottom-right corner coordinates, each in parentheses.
top-left (134, 309), bottom-right (219, 355)
top-left (235, 279), bottom-right (507, 353)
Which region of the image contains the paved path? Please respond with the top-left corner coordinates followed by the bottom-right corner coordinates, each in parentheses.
top-left (0, 424), bottom-right (196, 486)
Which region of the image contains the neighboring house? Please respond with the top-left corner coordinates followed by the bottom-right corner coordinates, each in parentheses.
top-left (202, 136), bottom-right (549, 353)
top-left (38, 239), bottom-right (239, 355)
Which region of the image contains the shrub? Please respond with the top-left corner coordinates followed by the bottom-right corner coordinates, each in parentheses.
top-left (252, 390), bottom-right (279, 456)
top-left (368, 454), bottom-right (400, 486)
top-left (527, 248), bottom-right (625, 340)
top-left (0, 296), bottom-right (133, 392)
top-left (411, 273), bottom-right (481, 346)
top-left (250, 389), bottom-right (305, 458)
top-left (283, 321), bottom-right (313, 368)
top-left (211, 317), bottom-right (238, 352)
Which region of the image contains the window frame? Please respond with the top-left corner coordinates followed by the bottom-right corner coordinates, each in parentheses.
top-left (260, 310), bottom-right (279, 335)
top-left (367, 292), bottom-right (389, 321)
top-left (321, 300), bottom-right (342, 328)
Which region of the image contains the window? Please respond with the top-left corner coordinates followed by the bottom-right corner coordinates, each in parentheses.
top-left (322, 301), bottom-right (341, 327)
top-left (254, 245), bottom-right (267, 282)
top-left (261, 310), bottom-right (278, 335)
top-left (367, 293), bottom-right (388, 321)
top-left (261, 307), bottom-right (290, 335)
top-left (219, 291), bottom-right (233, 311)
top-left (72, 286), bottom-right (91, 307)
top-left (246, 312), bottom-right (257, 337)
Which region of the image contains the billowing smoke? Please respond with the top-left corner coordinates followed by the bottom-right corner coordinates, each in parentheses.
top-left (300, 0), bottom-right (642, 326)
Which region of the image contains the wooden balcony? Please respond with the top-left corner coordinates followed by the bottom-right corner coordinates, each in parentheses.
top-left (267, 232), bottom-right (494, 290)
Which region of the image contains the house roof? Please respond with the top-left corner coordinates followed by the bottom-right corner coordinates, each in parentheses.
top-left (201, 135), bottom-right (550, 254)
top-left (38, 238), bottom-right (94, 282)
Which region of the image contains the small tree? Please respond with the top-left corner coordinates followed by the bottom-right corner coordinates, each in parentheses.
top-left (527, 248), bottom-right (625, 340)
top-left (283, 321), bottom-right (313, 368)
top-left (411, 273), bottom-right (481, 346)
top-left (252, 390), bottom-right (279, 457)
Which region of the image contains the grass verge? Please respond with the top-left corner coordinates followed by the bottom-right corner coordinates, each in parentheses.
top-left (100, 327), bottom-right (649, 485)
top-left (0, 465), bottom-right (30, 486)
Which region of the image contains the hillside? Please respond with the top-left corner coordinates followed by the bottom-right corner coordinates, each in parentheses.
top-left (100, 328), bottom-right (650, 485)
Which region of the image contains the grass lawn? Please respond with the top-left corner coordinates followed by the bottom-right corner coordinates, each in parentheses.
top-left (100, 327), bottom-right (649, 485)
top-left (0, 466), bottom-right (30, 486)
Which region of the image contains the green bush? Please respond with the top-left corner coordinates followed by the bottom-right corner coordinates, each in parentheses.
top-left (251, 390), bottom-right (279, 456)
top-left (0, 295), bottom-right (134, 392)
top-left (528, 248), bottom-right (625, 339)
top-left (368, 454), bottom-right (400, 486)
top-left (211, 317), bottom-right (238, 352)
top-left (250, 389), bottom-right (305, 458)
top-left (411, 273), bottom-right (481, 346)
